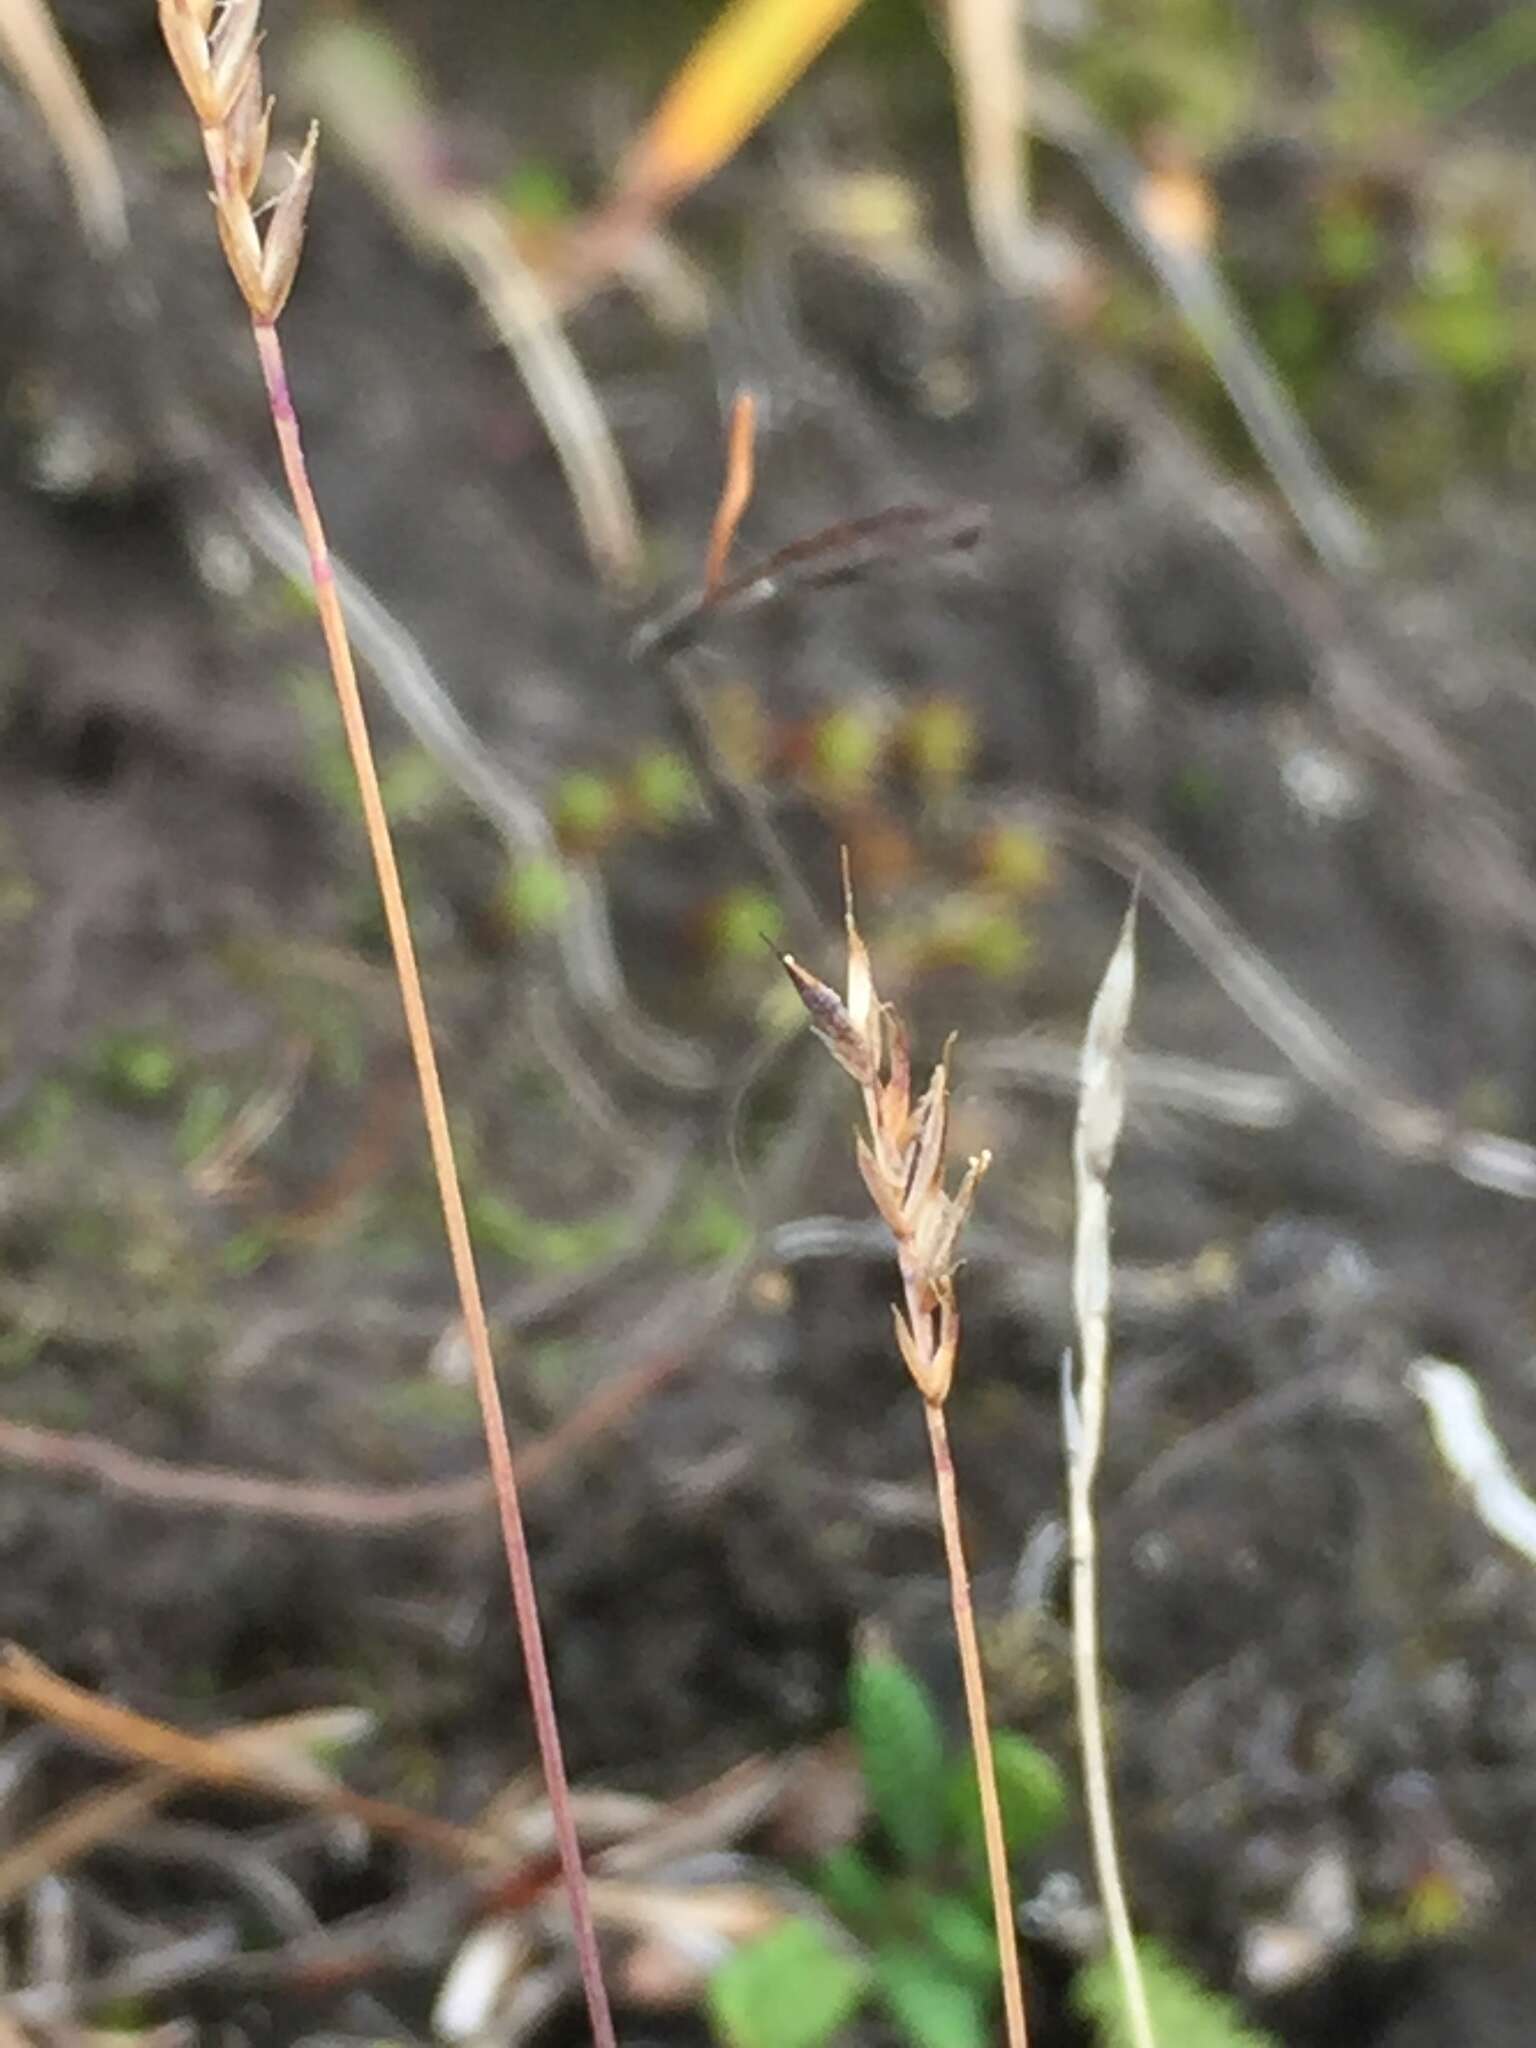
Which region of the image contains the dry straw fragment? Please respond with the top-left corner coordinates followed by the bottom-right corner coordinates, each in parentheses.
top-left (1066, 898), bottom-right (1157, 2048)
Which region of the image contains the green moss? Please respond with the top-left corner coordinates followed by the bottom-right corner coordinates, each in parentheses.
top-left (712, 885), bottom-right (785, 960)
top-left (379, 745), bottom-right (448, 821)
top-left (923, 895), bottom-right (1033, 980)
top-left (1317, 16), bottom-right (1431, 148)
top-left (630, 747), bottom-right (703, 829)
top-left (221, 942), bottom-right (369, 1086)
top-left (174, 1080), bottom-right (234, 1165)
top-left (90, 1029), bottom-right (184, 1107)
top-left (6, 1078), bottom-right (76, 1157)
top-left (219, 1225), bottom-right (277, 1276)
top-left (554, 769), bottom-right (623, 849)
top-left (468, 1190), bottom-right (629, 1271)
top-left (500, 159), bottom-right (576, 224)
top-left (903, 697), bottom-right (976, 797)
top-left (811, 704), bottom-right (887, 803)
top-left (1315, 199), bottom-right (1386, 287)
top-left (1399, 237), bottom-right (1520, 386)
top-left (501, 856), bottom-right (571, 932)
top-left (1071, 0), bottom-right (1258, 144)
top-left (0, 1323), bottom-right (46, 1376)
top-left (376, 1376), bottom-right (481, 1430)
top-left (668, 1181), bottom-right (752, 1263)
top-left (284, 667), bottom-right (360, 814)
top-left (980, 827), bottom-right (1053, 899)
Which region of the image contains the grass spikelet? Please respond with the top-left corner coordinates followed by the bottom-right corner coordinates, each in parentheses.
top-left (782, 859), bottom-right (1028, 2048)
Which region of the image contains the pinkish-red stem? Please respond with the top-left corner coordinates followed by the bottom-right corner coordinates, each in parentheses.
top-left (249, 315), bottom-right (616, 2048)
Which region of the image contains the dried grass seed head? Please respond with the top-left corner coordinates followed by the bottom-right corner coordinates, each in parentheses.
top-left (778, 949), bottom-right (878, 1088)
top-left (257, 124), bottom-right (319, 319)
top-left (787, 881), bottom-right (989, 1289)
top-left (159, 0), bottom-right (318, 323)
top-left (208, 0), bottom-right (262, 122)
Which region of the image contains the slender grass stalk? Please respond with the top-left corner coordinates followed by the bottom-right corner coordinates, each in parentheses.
top-left (924, 1401), bottom-right (1028, 2048)
top-left (155, 7), bottom-right (615, 2044)
top-left (781, 865), bottom-right (1028, 2048)
top-left (1066, 900), bottom-right (1155, 2048)
top-left (944, 0), bottom-right (1032, 290)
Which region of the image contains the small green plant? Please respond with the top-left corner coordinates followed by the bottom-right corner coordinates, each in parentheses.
top-left (708, 1642), bottom-right (1066, 2048)
top-left (709, 1643), bottom-right (1282, 2048)
top-left (1073, 1941), bottom-right (1279, 2048)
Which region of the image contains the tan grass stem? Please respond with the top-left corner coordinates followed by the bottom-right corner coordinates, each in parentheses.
top-left (924, 1400), bottom-right (1030, 2048)
top-left (249, 321), bottom-right (615, 2048)
top-left (156, 5), bottom-right (616, 2042)
top-left (1067, 901), bottom-right (1154, 2048)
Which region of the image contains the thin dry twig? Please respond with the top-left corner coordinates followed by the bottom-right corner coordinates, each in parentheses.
top-left (1064, 899), bottom-right (1155, 2048)
top-left (780, 861), bottom-right (1029, 2048)
top-left (703, 389), bottom-right (758, 597)
top-left (0, 1648), bottom-right (489, 1868)
top-left (0, 1707), bottom-right (372, 1911)
top-left (154, 7), bottom-right (614, 2041)
top-left (0, 1328), bottom-right (697, 1530)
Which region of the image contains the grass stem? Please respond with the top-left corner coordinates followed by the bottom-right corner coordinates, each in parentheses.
top-left (924, 1401), bottom-right (1030, 2048)
top-left (1067, 902), bottom-right (1154, 2048)
top-left (249, 316), bottom-right (617, 2048)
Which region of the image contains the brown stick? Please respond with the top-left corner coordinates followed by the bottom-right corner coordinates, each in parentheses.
top-left (0, 1335), bottom-right (692, 1531)
top-left (0, 1647), bottom-right (489, 1867)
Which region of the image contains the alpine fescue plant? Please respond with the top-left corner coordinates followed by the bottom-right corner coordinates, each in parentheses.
top-left (154, 7), bottom-right (615, 2044)
top-left (780, 869), bottom-right (1028, 2048)
top-left (710, 1642), bottom-right (1067, 2048)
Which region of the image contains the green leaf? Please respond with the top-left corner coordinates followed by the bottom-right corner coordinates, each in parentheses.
top-left (1073, 1940), bottom-right (1280, 2048)
top-left (874, 1946), bottom-right (991, 2048)
top-left (913, 1894), bottom-right (999, 1989)
top-left (709, 1920), bottom-right (870, 2048)
top-left (850, 1649), bottom-right (947, 1871)
top-left (815, 1846), bottom-right (890, 1932)
top-left (945, 1732), bottom-right (1068, 1870)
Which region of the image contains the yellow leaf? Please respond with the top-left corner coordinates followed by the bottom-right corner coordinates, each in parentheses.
top-left (618, 0), bottom-right (866, 213)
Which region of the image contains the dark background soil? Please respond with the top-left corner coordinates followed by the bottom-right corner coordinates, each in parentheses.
top-left (4, 3), bottom-right (1536, 2043)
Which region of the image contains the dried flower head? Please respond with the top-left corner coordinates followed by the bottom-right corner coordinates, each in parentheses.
top-left (158, 0), bottom-right (316, 322)
top-left (781, 863), bottom-right (989, 1406)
